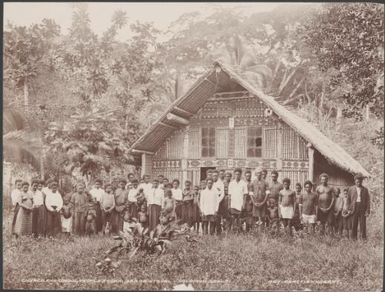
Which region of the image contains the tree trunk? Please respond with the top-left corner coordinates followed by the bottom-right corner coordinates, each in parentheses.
top-left (336, 107), bottom-right (343, 129)
top-left (23, 78), bottom-right (29, 108)
top-left (40, 152), bottom-right (45, 180)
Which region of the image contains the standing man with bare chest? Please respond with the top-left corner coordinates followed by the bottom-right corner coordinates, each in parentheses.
top-left (316, 173), bottom-right (335, 235)
top-left (251, 167), bottom-right (270, 228)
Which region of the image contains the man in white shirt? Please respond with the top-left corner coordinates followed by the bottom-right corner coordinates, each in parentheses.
top-left (171, 179), bottom-right (183, 220)
top-left (228, 168), bottom-right (248, 232)
top-left (200, 178), bottom-right (221, 235)
top-left (212, 170), bottom-right (225, 234)
top-left (148, 179), bottom-right (164, 231)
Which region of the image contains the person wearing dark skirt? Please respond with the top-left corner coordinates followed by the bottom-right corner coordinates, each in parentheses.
top-left (13, 182), bottom-right (34, 237)
top-left (31, 179), bottom-right (46, 237)
top-left (45, 181), bottom-right (63, 237)
top-left (182, 180), bottom-right (194, 226)
top-left (89, 179), bottom-right (105, 234)
top-left (147, 179), bottom-right (163, 231)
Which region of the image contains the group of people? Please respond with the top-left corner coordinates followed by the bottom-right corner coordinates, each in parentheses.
top-left (10, 167), bottom-right (370, 241)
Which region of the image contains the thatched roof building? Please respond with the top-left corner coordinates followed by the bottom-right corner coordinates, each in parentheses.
top-left (130, 61), bottom-right (369, 187)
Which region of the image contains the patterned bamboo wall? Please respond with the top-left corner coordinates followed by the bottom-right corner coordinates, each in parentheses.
top-left (151, 93), bottom-right (310, 186)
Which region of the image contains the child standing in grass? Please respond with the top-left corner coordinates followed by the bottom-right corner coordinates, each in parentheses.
top-left (266, 198), bottom-right (279, 234)
top-left (61, 194), bottom-right (72, 237)
top-left (299, 181), bottom-right (318, 235)
top-left (278, 178), bottom-right (296, 236)
top-left (333, 188), bottom-right (344, 235)
top-left (341, 188), bottom-right (352, 238)
top-left (191, 185), bottom-right (201, 233)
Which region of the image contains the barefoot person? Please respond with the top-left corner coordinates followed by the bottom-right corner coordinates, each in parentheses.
top-left (347, 173), bottom-right (370, 240)
top-left (70, 182), bottom-right (89, 236)
top-left (333, 188), bottom-right (344, 236)
top-left (228, 168), bottom-right (248, 232)
top-left (292, 183), bottom-right (303, 233)
top-left (200, 178), bottom-right (221, 235)
top-left (127, 179), bottom-right (140, 220)
top-left (251, 167), bottom-right (270, 229)
top-left (316, 173), bottom-right (335, 235)
top-left (113, 179), bottom-right (128, 234)
top-left (89, 179), bottom-right (105, 234)
top-left (341, 188), bottom-right (352, 238)
top-left (268, 170), bottom-right (283, 207)
top-left (212, 171), bottom-right (225, 235)
top-left (182, 180), bottom-right (194, 226)
top-left (171, 179), bottom-right (183, 220)
top-left (100, 184), bottom-right (115, 234)
top-left (299, 181), bottom-right (318, 235)
top-left (278, 178), bottom-right (296, 236)
top-left (244, 170), bottom-right (254, 232)
top-left (147, 179), bottom-right (164, 231)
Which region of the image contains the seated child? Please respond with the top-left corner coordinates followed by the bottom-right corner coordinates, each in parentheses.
top-left (138, 204), bottom-right (148, 229)
top-left (60, 194), bottom-right (72, 237)
top-left (123, 209), bottom-right (131, 232)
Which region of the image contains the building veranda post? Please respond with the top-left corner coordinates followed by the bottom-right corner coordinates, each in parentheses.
top-left (130, 62), bottom-right (370, 188)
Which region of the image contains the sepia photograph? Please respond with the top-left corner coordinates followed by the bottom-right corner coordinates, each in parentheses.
top-left (2, 2), bottom-right (384, 290)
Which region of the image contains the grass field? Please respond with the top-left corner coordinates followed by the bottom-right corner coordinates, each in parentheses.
top-left (3, 207), bottom-right (383, 291)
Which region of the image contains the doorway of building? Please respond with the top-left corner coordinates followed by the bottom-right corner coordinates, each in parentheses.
top-left (200, 167), bottom-right (216, 181)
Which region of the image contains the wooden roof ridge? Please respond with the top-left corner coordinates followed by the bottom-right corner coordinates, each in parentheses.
top-left (216, 61), bottom-right (370, 177)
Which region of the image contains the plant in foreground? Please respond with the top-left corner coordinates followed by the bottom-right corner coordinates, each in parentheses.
top-left (95, 220), bottom-right (195, 275)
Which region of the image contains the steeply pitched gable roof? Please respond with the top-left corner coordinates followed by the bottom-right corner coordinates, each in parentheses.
top-left (130, 61), bottom-right (370, 177)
